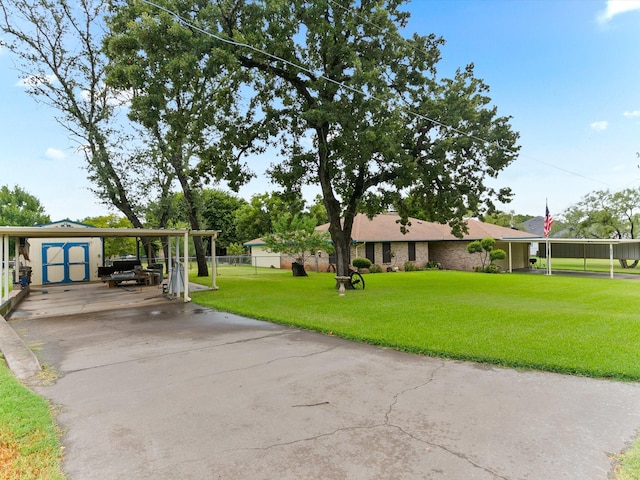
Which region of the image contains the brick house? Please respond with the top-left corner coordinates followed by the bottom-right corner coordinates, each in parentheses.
top-left (245, 213), bottom-right (537, 272)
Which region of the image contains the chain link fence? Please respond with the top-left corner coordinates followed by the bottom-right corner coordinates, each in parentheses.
top-left (185, 255), bottom-right (286, 277)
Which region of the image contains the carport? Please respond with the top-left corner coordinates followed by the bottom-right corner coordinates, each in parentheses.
top-left (503, 236), bottom-right (640, 278)
top-left (0, 226), bottom-right (219, 305)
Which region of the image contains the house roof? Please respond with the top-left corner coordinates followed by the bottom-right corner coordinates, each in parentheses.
top-left (244, 213), bottom-right (536, 246)
top-left (344, 214), bottom-right (537, 242)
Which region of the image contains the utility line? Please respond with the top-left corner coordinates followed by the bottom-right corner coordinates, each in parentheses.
top-left (327, 0), bottom-right (624, 191)
top-left (139, 0), bottom-right (624, 193)
top-left (139, 0), bottom-right (507, 148)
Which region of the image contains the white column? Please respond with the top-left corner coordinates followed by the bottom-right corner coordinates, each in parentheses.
top-left (183, 231), bottom-right (190, 302)
top-left (546, 239), bottom-right (552, 275)
top-left (609, 243), bottom-right (614, 279)
top-left (0, 235), bottom-right (5, 302)
top-left (2, 235), bottom-right (9, 302)
top-left (508, 242), bottom-right (513, 273)
top-left (211, 235), bottom-right (218, 290)
top-left (166, 236), bottom-right (172, 292)
top-left (14, 238), bottom-right (19, 284)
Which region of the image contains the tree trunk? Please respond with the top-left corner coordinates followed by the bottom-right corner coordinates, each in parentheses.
top-left (172, 155), bottom-right (209, 277)
top-left (316, 121), bottom-right (357, 288)
top-left (619, 259), bottom-right (639, 269)
top-left (192, 236), bottom-right (208, 277)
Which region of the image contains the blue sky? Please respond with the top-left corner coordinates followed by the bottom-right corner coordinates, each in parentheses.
top-left (1, 0), bottom-right (639, 222)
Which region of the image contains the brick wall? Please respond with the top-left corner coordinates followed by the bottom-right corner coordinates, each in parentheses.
top-left (352, 241), bottom-right (429, 270)
top-left (273, 240), bottom-right (530, 273)
top-left (429, 241), bottom-right (476, 271)
top-left (430, 241), bottom-right (531, 271)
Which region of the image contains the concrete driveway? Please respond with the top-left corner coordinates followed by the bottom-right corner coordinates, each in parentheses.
top-left (6, 284), bottom-right (640, 479)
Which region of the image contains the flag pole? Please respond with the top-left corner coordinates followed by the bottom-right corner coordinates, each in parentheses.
top-left (546, 237), bottom-right (551, 275)
top-left (544, 199), bottom-right (553, 276)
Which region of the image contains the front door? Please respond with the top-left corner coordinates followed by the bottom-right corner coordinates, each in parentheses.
top-left (42, 242), bottom-right (90, 284)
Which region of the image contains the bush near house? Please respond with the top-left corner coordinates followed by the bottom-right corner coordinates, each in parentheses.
top-left (467, 237), bottom-right (506, 273)
top-left (404, 261), bottom-right (419, 271)
top-left (352, 257), bottom-right (372, 270)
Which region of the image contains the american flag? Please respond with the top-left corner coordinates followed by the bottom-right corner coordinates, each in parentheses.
top-left (543, 204), bottom-right (553, 237)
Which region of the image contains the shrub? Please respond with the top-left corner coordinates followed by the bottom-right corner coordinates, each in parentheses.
top-left (425, 261), bottom-right (441, 270)
top-left (484, 264), bottom-right (501, 273)
top-left (468, 237), bottom-right (505, 272)
top-left (369, 264), bottom-right (383, 273)
top-left (404, 261), bottom-right (417, 271)
top-left (352, 257), bottom-right (372, 270)
top-left (474, 264), bottom-right (502, 273)
top-left (490, 249), bottom-right (506, 262)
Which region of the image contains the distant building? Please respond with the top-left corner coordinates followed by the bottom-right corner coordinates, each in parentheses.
top-left (245, 213), bottom-right (536, 272)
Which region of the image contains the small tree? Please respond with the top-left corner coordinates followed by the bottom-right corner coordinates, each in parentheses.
top-left (0, 184), bottom-right (50, 254)
top-left (467, 237), bottom-right (506, 272)
top-left (226, 243), bottom-right (244, 256)
top-left (81, 214), bottom-right (135, 258)
top-left (0, 185), bottom-right (50, 227)
top-left (262, 214), bottom-right (333, 276)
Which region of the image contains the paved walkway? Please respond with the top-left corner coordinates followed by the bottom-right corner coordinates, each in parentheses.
top-left (3, 283), bottom-right (640, 479)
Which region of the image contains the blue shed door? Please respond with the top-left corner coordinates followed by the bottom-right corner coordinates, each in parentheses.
top-left (42, 242), bottom-right (90, 284)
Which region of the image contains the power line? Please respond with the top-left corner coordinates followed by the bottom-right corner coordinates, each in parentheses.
top-left (139, 0), bottom-right (508, 147)
top-left (327, 0), bottom-right (624, 191)
top-left (138, 0), bottom-right (624, 193)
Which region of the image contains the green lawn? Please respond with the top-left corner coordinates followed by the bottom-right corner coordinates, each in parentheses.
top-left (191, 269), bottom-right (640, 381)
top-left (3, 267), bottom-right (639, 479)
top-left (0, 361), bottom-right (65, 480)
top-left (536, 257), bottom-right (640, 275)
top-left (193, 266), bottom-right (640, 478)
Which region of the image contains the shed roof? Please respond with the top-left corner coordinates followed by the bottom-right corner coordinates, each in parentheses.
top-left (0, 226), bottom-right (218, 238)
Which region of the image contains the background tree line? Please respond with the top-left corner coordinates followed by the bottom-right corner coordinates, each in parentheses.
top-left (1, 0), bottom-right (520, 282)
top-left (6, 178), bottom-right (640, 269)
top-left (0, 182), bottom-right (330, 258)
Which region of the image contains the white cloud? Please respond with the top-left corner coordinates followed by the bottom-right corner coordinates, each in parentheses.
top-left (590, 121), bottom-right (608, 131)
top-left (80, 86), bottom-right (133, 107)
top-left (45, 148), bottom-right (66, 160)
top-left (624, 110), bottom-right (640, 117)
top-left (16, 74), bottom-right (57, 88)
top-left (598, 0), bottom-right (640, 23)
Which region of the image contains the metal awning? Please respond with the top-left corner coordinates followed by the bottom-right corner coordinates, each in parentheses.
top-left (0, 226), bottom-right (219, 304)
top-left (501, 237), bottom-right (640, 278)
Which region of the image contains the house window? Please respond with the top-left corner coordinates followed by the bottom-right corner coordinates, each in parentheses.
top-left (365, 243), bottom-right (375, 264)
top-left (382, 242), bottom-right (392, 263)
top-left (408, 242), bottom-right (416, 261)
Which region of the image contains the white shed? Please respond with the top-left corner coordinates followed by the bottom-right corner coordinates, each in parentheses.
top-left (26, 219), bottom-right (104, 286)
top-left (245, 243), bottom-right (284, 268)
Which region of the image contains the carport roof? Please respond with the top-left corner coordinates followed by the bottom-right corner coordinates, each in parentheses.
top-left (500, 236), bottom-right (640, 245)
top-left (0, 226), bottom-right (218, 238)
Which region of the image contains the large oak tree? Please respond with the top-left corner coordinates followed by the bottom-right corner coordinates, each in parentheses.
top-left (103, 0), bottom-right (267, 275)
top-left (208, 0), bottom-right (519, 279)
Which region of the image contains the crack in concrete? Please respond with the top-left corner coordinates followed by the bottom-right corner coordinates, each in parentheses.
top-left (383, 359), bottom-right (446, 424)
top-left (144, 345), bottom-right (339, 390)
top-left (220, 360), bottom-right (507, 479)
top-left (61, 330), bottom-right (297, 375)
top-left (381, 360), bottom-right (509, 480)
